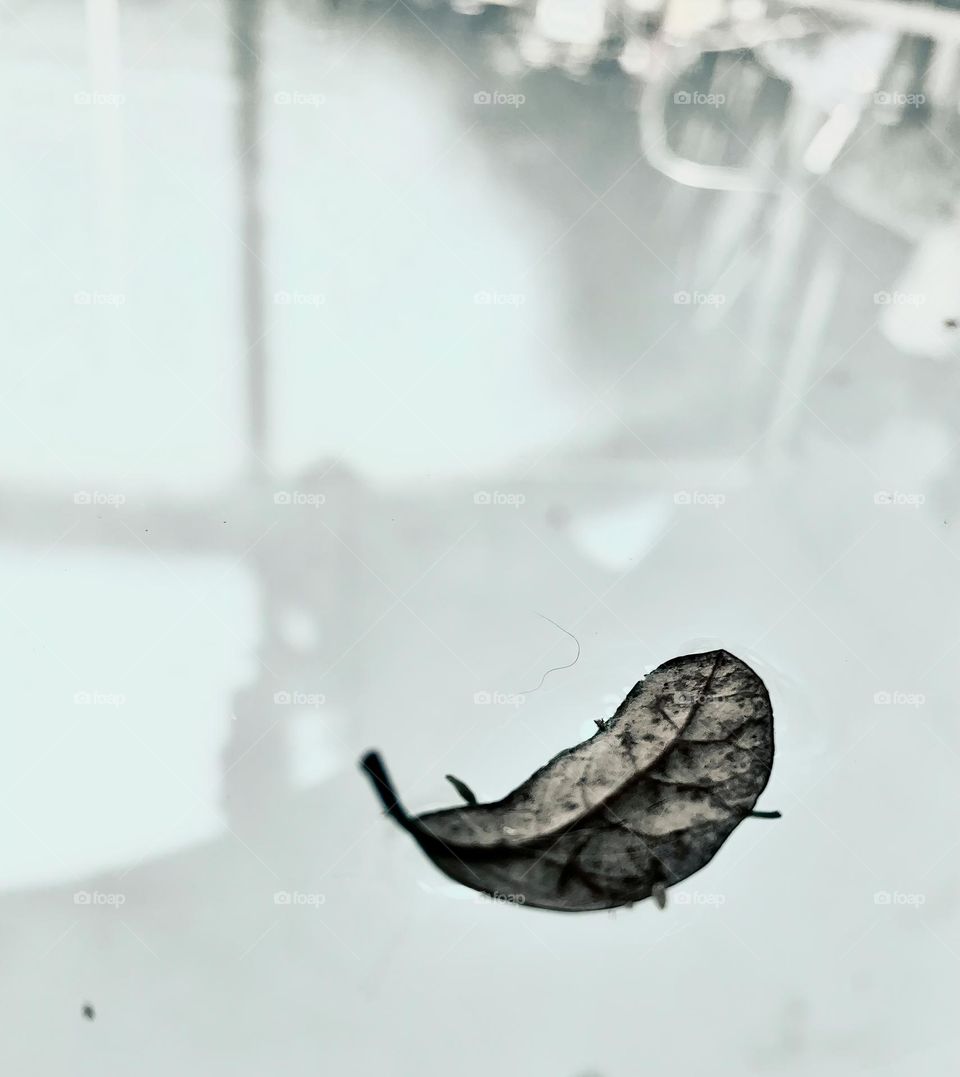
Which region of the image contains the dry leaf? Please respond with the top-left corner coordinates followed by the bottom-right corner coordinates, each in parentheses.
top-left (361, 649), bottom-right (775, 912)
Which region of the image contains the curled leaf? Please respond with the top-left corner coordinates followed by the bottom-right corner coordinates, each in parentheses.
top-left (361, 649), bottom-right (775, 912)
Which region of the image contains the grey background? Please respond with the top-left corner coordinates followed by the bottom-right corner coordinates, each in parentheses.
top-left (1, 1), bottom-right (958, 1075)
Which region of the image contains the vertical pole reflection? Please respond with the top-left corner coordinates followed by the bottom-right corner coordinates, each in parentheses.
top-left (229, 0), bottom-right (269, 477)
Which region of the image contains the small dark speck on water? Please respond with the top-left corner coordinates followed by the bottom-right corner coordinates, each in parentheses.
top-left (945, 318), bottom-right (957, 329)
top-left (82, 1003), bottom-right (95, 1021)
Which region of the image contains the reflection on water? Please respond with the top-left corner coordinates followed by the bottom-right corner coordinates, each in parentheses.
top-left (2, 1), bottom-right (960, 1075)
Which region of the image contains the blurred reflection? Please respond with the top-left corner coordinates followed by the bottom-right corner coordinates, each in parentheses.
top-left (2, 2), bottom-right (960, 1075)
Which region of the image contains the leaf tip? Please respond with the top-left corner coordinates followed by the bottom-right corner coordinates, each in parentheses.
top-left (445, 774), bottom-right (478, 805)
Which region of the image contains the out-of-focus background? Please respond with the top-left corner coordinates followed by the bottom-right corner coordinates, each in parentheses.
top-left (2, 0), bottom-right (959, 1073)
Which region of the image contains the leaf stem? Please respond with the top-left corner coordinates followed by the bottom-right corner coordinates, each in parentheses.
top-left (360, 751), bottom-right (417, 834)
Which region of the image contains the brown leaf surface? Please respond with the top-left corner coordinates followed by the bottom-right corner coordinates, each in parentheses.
top-left (361, 649), bottom-right (775, 912)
